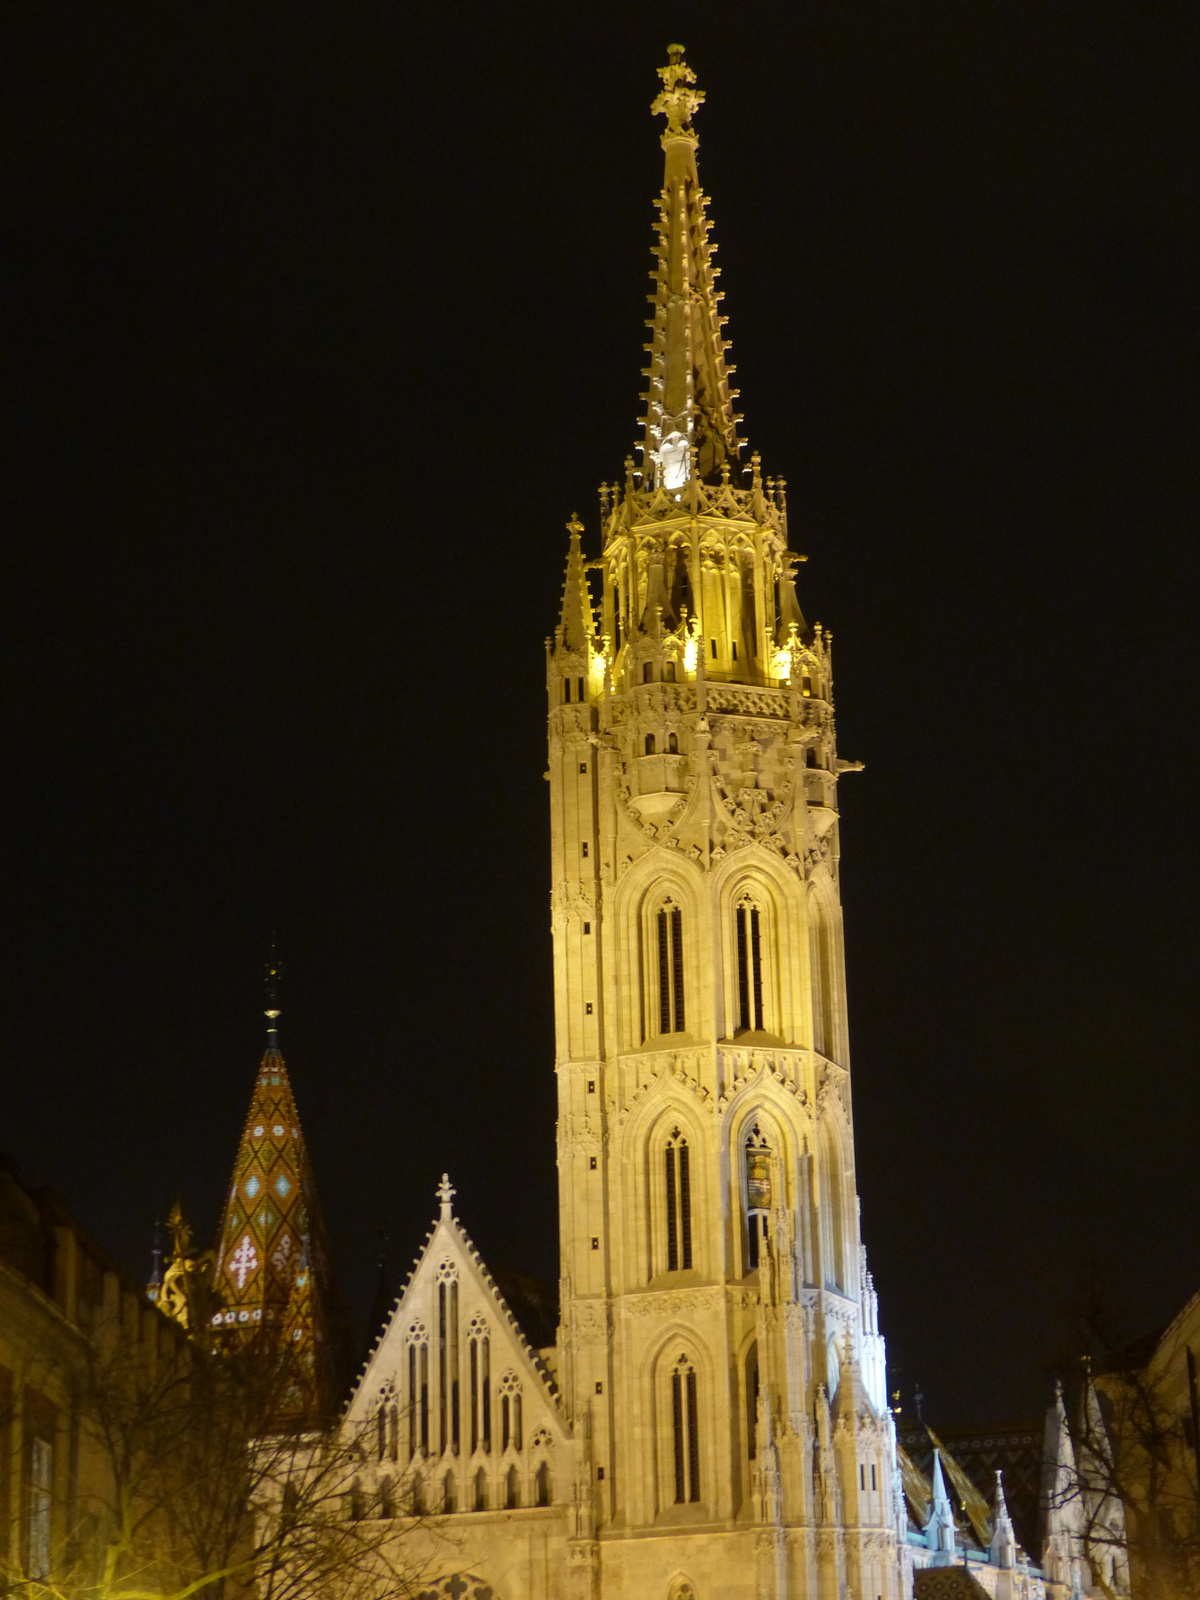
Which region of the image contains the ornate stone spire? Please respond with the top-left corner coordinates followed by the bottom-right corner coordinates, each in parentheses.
top-left (210, 956), bottom-right (334, 1403)
top-left (641, 44), bottom-right (742, 488)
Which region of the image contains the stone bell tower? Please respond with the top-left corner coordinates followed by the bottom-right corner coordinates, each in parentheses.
top-left (546, 45), bottom-right (911, 1600)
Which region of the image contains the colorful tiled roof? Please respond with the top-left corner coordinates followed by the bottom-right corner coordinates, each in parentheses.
top-left (212, 1042), bottom-right (331, 1393)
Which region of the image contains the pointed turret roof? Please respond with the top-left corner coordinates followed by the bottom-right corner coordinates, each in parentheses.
top-left (640, 45), bottom-right (743, 488)
top-left (211, 966), bottom-right (334, 1403)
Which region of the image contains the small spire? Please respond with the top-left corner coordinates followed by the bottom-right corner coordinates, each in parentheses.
top-left (991, 1469), bottom-right (1017, 1569)
top-left (557, 515), bottom-right (594, 652)
top-left (264, 939), bottom-right (283, 1054)
top-left (928, 1448), bottom-right (957, 1564)
top-left (436, 1173), bottom-right (456, 1220)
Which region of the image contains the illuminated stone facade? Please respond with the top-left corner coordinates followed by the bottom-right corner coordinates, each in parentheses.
top-left (346, 45), bottom-right (919, 1600)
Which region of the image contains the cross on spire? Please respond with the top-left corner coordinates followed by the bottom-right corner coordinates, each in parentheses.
top-left (264, 939), bottom-right (283, 1052)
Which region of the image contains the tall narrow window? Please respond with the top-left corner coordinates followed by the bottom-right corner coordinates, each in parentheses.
top-left (408, 1331), bottom-right (430, 1458)
top-left (656, 902), bottom-right (685, 1034)
top-left (28, 1436), bottom-right (52, 1580)
top-left (535, 1460), bottom-right (551, 1506)
top-left (671, 1356), bottom-right (701, 1504)
top-left (505, 1465), bottom-right (520, 1509)
top-left (468, 1318), bottom-right (489, 1455)
top-left (745, 1124), bottom-right (771, 1271)
top-left (420, 1344), bottom-right (430, 1455)
top-left (645, 733), bottom-right (656, 755)
top-left (663, 1129), bottom-right (692, 1272)
top-left (668, 731), bottom-right (679, 753)
top-left (436, 1270), bottom-right (460, 1457)
top-left (474, 1467), bottom-right (487, 1510)
top-left (746, 1345), bottom-right (760, 1460)
top-left (499, 1374), bottom-right (522, 1453)
top-left (735, 899), bottom-right (765, 1032)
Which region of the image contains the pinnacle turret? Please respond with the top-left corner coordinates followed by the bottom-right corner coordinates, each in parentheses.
top-left (556, 515), bottom-right (594, 652)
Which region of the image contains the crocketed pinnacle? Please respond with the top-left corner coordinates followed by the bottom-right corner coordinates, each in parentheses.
top-left (557, 514), bottom-right (594, 651)
top-left (641, 45), bottom-right (742, 489)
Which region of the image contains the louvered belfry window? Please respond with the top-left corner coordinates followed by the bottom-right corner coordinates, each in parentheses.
top-left (656, 902), bottom-right (685, 1033)
top-left (736, 899), bottom-right (765, 1032)
top-left (664, 1127), bottom-right (693, 1272)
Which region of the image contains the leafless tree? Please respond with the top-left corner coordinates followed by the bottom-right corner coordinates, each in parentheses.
top-left (3, 1321), bottom-right (437, 1600)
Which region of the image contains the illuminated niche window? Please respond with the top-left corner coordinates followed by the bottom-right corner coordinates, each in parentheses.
top-left (743, 1123), bottom-right (771, 1271)
top-left (656, 900), bottom-right (685, 1034)
top-left (406, 1321), bottom-right (429, 1459)
top-left (735, 894), bottom-right (766, 1032)
top-left (670, 1354), bottom-right (701, 1504)
top-left (663, 1127), bottom-right (692, 1273)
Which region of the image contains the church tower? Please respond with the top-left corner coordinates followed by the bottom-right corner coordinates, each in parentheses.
top-left (547, 46), bottom-right (910, 1599)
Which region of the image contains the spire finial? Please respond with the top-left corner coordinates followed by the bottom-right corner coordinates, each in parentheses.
top-left (653, 44), bottom-right (704, 144)
top-left (436, 1173), bottom-right (456, 1219)
top-left (264, 938), bottom-right (284, 1052)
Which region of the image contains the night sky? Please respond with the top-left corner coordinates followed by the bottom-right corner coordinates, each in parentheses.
top-left (2, 1), bottom-right (1198, 1425)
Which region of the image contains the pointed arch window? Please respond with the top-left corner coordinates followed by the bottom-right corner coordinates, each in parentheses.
top-left (663, 1127), bottom-right (692, 1273)
top-left (670, 1355), bottom-right (701, 1504)
top-left (468, 1315), bottom-right (491, 1454)
top-left (406, 1323), bottom-right (429, 1459)
top-left (499, 1373), bottom-right (522, 1453)
top-left (504, 1464), bottom-right (520, 1509)
top-left (473, 1466), bottom-right (487, 1510)
top-left (656, 901), bottom-right (685, 1034)
top-left (535, 1460), bottom-right (551, 1506)
top-left (437, 1265), bottom-right (460, 1456)
top-left (744, 1124), bottom-right (771, 1271)
top-left (645, 733), bottom-right (656, 754)
top-left (735, 895), bottom-right (765, 1032)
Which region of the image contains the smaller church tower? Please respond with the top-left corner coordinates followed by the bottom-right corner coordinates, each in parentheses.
top-left (211, 951), bottom-right (336, 1405)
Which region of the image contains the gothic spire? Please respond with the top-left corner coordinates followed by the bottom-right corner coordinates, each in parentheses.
top-left (641, 45), bottom-right (742, 489)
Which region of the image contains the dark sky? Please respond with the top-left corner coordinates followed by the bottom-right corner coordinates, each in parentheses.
top-left (2, 0), bottom-right (1198, 1425)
